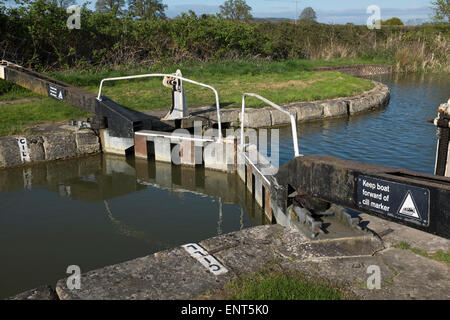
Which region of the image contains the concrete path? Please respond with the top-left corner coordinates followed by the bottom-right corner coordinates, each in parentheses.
top-left (48, 215), bottom-right (449, 300)
top-left (9, 212), bottom-right (449, 300)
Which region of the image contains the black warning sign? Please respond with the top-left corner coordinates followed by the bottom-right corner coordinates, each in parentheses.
top-left (356, 175), bottom-right (430, 226)
top-left (47, 84), bottom-right (65, 101)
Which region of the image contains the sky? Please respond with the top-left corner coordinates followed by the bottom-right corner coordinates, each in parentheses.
top-left (164, 0), bottom-right (434, 24)
top-left (4, 0), bottom-right (436, 24)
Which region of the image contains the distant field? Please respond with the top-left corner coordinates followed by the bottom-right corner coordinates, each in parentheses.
top-left (0, 59), bottom-right (375, 137)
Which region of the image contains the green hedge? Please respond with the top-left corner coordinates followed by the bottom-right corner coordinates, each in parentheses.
top-left (1, 1), bottom-right (449, 71)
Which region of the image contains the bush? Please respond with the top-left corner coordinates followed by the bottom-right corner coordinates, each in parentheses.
top-left (0, 1), bottom-right (449, 72)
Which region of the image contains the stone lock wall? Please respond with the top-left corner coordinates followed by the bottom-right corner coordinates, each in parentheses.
top-left (0, 129), bottom-right (101, 169)
top-left (313, 64), bottom-right (393, 77)
top-left (0, 80), bottom-right (390, 169)
top-left (161, 80), bottom-right (391, 130)
top-left (237, 81), bottom-right (390, 128)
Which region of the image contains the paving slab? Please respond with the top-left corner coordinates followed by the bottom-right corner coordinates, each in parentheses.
top-left (8, 285), bottom-right (58, 300)
top-left (372, 248), bottom-right (450, 300)
top-left (279, 246), bottom-right (450, 300)
top-left (276, 236), bottom-right (384, 261)
top-left (17, 223), bottom-right (447, 300)
top-left (360, 213), bottom-right (450, 253)
top-left (56, 247), bottom-right (235, 300)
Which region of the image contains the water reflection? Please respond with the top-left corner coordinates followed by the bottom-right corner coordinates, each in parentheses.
top-left (0, 154), bottom-right (267, 235)
top-left (0, 154), bottom-right (266, 299)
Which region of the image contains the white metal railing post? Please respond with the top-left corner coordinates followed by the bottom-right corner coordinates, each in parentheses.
top-left (240, 94), bottom-right (246, 152)
top-left (97, 73), bottom-right (223, 142)
top-left (240, 93), bottom-right (300, 157)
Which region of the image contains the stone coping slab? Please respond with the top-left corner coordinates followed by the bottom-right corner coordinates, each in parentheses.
top-left (0, 126), bottom-right (101, 169)
top-left (0, 81), bottom-right (389, 169)
top-left (143, 80), bottom-right (390, 129)
top-left (9, 219), bottom-right (449, 300)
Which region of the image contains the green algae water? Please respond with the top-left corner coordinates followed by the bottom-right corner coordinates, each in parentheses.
top-left (0, 72), bottom-right (449, 298)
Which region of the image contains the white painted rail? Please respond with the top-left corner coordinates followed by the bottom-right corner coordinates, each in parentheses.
top-left (135, 130), bottom-right (215, 143)
top-left (97, 73), bottom-right (223, 142)
top-left (0, 60), bottom-right (22, 68)
top-left (240, 93), bottom-right (300, 157)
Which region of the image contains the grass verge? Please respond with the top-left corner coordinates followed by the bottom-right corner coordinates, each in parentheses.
top-left (0, 59), bottom-right (375, 137)
top-left (394, 241), bottom-right (450, 264)
top-left (204, 269), bottom-right (346, 300)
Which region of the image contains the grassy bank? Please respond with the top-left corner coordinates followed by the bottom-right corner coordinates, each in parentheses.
top-left (0, 59), bottom-right (375, 137)
top-left (202, 269), bottom-right (346, 300)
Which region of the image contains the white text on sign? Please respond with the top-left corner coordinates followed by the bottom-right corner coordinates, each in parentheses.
top-left (17, 137), bottom-right (31, 163)
top-left (361, 179), bottom-right (391, 212)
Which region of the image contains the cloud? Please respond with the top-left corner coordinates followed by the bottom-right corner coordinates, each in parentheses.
top-left (316, 6), bottom-right (433, 24)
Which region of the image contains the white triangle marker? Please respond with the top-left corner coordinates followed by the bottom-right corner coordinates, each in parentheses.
top-left (58, 91), bottom-right (63, 100)
top-left (398, 191), bottom-right (420, 219)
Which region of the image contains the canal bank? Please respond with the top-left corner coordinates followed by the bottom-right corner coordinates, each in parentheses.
top-left (10, 213), bottom-right (450, 300)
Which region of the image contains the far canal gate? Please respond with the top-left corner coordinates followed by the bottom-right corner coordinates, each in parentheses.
top-left (1, 60), bottom-right (449, 239)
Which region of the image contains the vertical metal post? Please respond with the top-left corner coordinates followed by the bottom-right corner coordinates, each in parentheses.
top-left (240, 93), bottom-right (300, 157)
top-left (433, 101), bottom-right (450, 177)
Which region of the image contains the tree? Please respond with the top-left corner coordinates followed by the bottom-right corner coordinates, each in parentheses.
top-left (381, 17), bottom-right (404, 25)
top-left (95, 0), bottom-right (126, 16)
top-left (431, 0), bottom-right (449, 22)
top-left (219, 0), bottom-right (252, 21)
top-left (299, 7), bottom-right (317, 23)
top-left (128, 0), bottom-right (167, 19)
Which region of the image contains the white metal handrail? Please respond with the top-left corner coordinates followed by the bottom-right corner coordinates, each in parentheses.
top-left (97, 73), bottom-right (223, 142)
top-left (135, 131), bottom-right (215, 143)
top-left (243, 153), bottom-right (272, 185)
top-left (1, 60), bottom-right (22, 68)
top-left (241, 93), bottom-right (300, 157)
